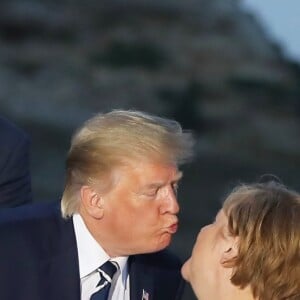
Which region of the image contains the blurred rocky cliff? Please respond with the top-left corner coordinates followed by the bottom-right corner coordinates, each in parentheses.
top-left (1, 0), bottom-right (300, 201)
top-left (1, 1), bottom-right (300, 298)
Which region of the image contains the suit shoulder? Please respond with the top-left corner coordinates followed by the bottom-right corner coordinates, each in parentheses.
top-left (0, 201), bottom-right (60, 224)
top-left (0, 116), bottom-right (29, 143)
top-left (0, 201), bottom-right (74, 259)
top-left (0, 201), bottom-right (66, 239)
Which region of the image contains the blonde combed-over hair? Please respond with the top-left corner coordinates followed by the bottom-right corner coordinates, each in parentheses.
top-left (223, 181), bottom-right (300, 300)
top-left (61, 110), bottom-right (194, 218)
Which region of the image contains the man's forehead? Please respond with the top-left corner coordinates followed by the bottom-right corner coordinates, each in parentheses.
top-left (126, 159), bottom-right (179, 171)
top-left (126, 161), bottom-right (182, 182)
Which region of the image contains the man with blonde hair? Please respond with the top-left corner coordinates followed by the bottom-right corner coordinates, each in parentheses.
top-left (0, 109), bottom-right (194, 300)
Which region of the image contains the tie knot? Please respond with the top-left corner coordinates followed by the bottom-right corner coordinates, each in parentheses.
top-left (99, 261), bottom-right (118, 280)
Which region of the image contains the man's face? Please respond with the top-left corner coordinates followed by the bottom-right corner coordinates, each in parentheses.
top-left (98, 160), bottom-right (182, 257)
top-left (181, 210), bottom-right (230, 300)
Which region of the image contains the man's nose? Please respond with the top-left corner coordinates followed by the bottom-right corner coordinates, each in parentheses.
top-left (160, 186), bottom-right (180, 214)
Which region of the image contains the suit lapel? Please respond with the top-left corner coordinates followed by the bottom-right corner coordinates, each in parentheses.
top-left (128, 255), bottom-right (155, 300)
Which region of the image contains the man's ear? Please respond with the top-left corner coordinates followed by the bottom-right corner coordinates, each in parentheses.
top-left (80, 185), bottom-right (104, 219)
top-left (220, 236), bottom-right (239, 265)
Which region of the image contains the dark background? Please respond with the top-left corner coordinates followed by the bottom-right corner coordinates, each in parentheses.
top-left (1, 1), bottom-right (300, 299)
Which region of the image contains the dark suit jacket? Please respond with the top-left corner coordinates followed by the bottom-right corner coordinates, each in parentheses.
top-left (0, 202), bottom-right (185, 300)
top-left (0, 117), bottom-right (32, 207)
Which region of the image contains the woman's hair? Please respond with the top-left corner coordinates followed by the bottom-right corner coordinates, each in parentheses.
top-left (222, 181), bottom-right (300, 300)
top-left (61, 109), bottom-right (194, 217)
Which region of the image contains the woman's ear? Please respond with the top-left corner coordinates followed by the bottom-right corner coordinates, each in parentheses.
top-left (220, 236), bottom-right (239, 265)
top-left (80, 185), bottom-right (104, 219)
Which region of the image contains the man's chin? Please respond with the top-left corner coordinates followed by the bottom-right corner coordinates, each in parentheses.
top-left (128, 234), bottom-right (173, 255)
top-left (155, 234), bottom-right (173, 251)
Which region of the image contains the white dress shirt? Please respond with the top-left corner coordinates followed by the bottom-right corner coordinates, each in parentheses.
top-left (73, 214), bottom-right (130, 300)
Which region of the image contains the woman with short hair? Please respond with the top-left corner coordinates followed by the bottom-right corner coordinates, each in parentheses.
top-left (182, 181), bottom-right (300, 300)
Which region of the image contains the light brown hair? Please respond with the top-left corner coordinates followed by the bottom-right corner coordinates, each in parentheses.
top-left (222, 181), bottom-right (300, 300)
top-left (61, 109), bottom-right (194, 217)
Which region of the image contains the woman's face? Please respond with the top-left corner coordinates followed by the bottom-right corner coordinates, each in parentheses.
top-left (181, 210), bottom-right (233, 300)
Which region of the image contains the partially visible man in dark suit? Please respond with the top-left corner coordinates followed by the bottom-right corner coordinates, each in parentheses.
top-left (0, 110), bottom-right (194, 300)
top-left (0, 116), bottom-right (32, 207)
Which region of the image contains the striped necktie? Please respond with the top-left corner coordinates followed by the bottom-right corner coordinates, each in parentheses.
top-left (90, 261), bottom-right (118, 300)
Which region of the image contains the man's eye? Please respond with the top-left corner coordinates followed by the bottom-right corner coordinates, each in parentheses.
top-left (145, 193), bottom-right (155, 197)
top-left (144, 189), bottom-right (158, 197)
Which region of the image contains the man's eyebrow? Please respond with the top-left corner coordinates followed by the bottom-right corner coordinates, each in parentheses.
top-left (174, 171), bottom-right (183, 181)
top-left (144, 183), bottom-right (162, 190)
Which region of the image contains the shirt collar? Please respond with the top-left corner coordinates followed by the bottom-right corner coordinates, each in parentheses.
top-left (72, 214), bottom-right (129, 285)
top-left (111, 256), bottom-right (128, 287)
